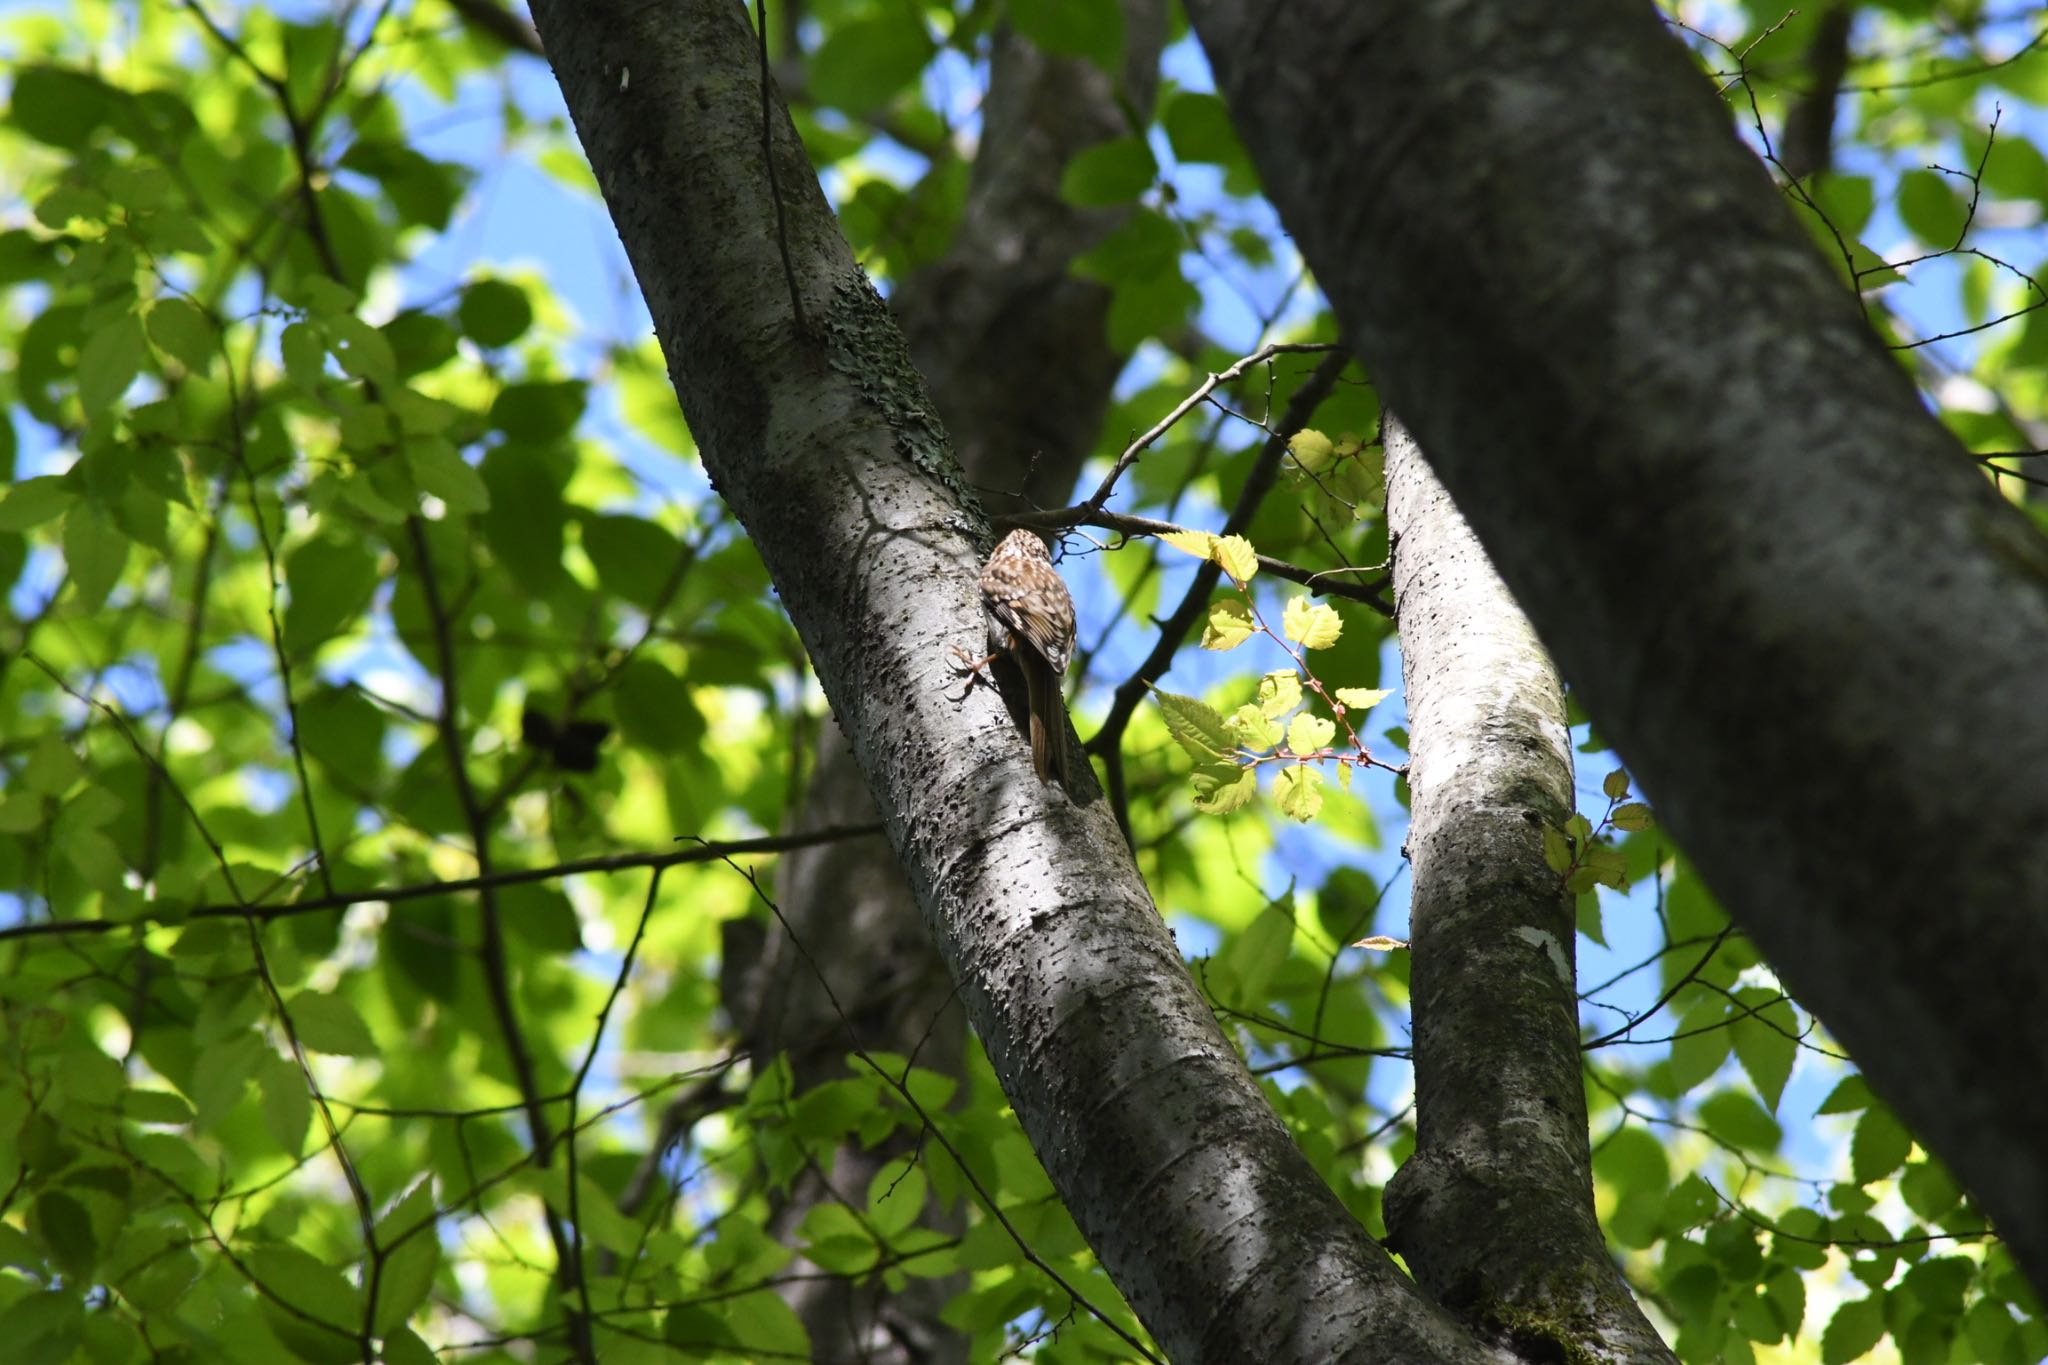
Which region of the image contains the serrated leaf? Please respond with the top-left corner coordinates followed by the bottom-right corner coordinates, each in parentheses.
top-left (1602, 769), bottom-right (1632, 800)
top-left (1817, 1074), bottom-right (1874, 1115)
top-left (1155, 690), bottom-right (1235, 762)
top-left (1274, 765), bottom-right (1324, 822)
top-left (1333, 686), bottom-right (1390, 712)
top-left (1227, 703), bottom-right (1281, 750)
top-left (1612, 802), bottom-right (1654, 832)
top-left (1286, 712), bottom-right (1335, 755)
top-left (1190, 764), bottom-right (1257, 814)
top-left (1282, 595), bottom-right (1342, 649)
top-left (1288, 428), bottom-right (1336, 473)
top-left (1202, 597), bottom-right (1256, 651)
top-left (1214, 533), bottom-right (1257, 584)
top-left (1257, 670), bottom-right (1301, 719)
top-left (1157, 528), bottom-right (1216, 560)
top-left (1730, 991), bottom-right (1797, 1112)
top-left (1668, 996), bottom-right (1732, 1091)
top-left (286, 990), bottom-right (376, 1056)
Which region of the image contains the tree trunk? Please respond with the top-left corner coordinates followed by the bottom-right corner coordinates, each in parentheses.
top-left (1189, 0), bottom-right (2048, 1293)
top-left (530, 1), bottom-right (1492, 1358)
top-left (718, 8), bottom-right (1165, 1359)
top-left (1383, 417), bottom-right (1674, 1364)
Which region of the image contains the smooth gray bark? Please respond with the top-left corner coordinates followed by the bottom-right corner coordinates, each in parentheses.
top-left (1384, 419), bottom-right (1674, 1363)
top-left (720, 11), bottom-right (1164, 1360)
top-left (531, 1), bottom-right (1497, 1358)
top-left (1189, 0), bottom-right (2048, 1292)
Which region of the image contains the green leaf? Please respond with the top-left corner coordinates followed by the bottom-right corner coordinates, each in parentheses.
top-left (258, 1049), bottom-right (312, 1157)
top-left (1282, 595), bottom-right (1342, 648)
top-left (724, 1288), bottom-right (810, 1358)
top-left (77, 314), bottom-right (146, 413)
top-left (499, 881), bottom-right (583, 954)
top-left (1816, 1074), bottom-right (1873, 1115)
top-left (1897, 168), bottom-right (1963, 246)
top-left (1611, 801), bottom-right (1654, 831)
top-left (582, 513), bottom-right (682, 609)
top-left (1286, 713), bottom-right (1335, 755)
top-left (328, 314), bottom-right (399, 388)
top-left (1226, 900), bottom-right (1293, 1000)
top-left (1214, 534), bottom-right (1258, 584)
top-left (0, 475), bottom-right (76, 531)
top-left (249, 1243), bottom-right (363, 1365)
top-left (61, 502), bottom-right (129, 610)
top-left (1287, 427), bottom-right (1336, 473)
top-left (9, 65), bottom-right (121, 150)
top-left (35, 1189), bottom-right (96, 1276)
top-left (1333, 686), bottom-right (1390, 713)
top-left (1698, 1090), bottom-right (1781, 1152)
top-left (146, 297), bottom-right (217, 372)
top-left (865, 1159), bottom-right (927, 1239)
top-left (405, 440), bottom-right (490, 514)
top-left (1851, 1104), bottom-right (1912, 1184)
top-left (615, 657), bottom-right (703, 751)
top-left (809, 14), bottom-right (933, 112)
top-left (1228, 703), bottom-right (1282, 750)
top-left (286, 990), bottom-right (377, 1057)
top-left (1060, 136), bottom-right (1157, 208)
top-left (1191, 764), bottom-right (1257, 814)
top-left (1202, 597), bottom-right (1256, 650)
top-left (1274, 765), bottom-right (1324, 822)
top-left (1729, 991), bottom-right (1797, 1111)
top-left (1007, 0), bottom-right (1123, 70)
top-left (371, 1181), bottom-right (440, 1335)
top-left (1821, 1295), bottom-right (1887, 1365)
top-left (0, 1289), bottom-right (84, 1365)
top-left (1164, 90), bottom-right (1247, 167)
top-left (1154, 690), bottom-right (1235, 763)
top-left (123, 1088), bottom-right (195, 1125)
top-left (1899, 1158), bottom-right (1962, 1220)
top-left (283, 534), bottom-right (380, 658)
top-left (457, 278), bottom-right (532, 347)
top-left (282, 321), bottom-right (328, 388)
top-left (1257, 670), bottom-right (1301, 719)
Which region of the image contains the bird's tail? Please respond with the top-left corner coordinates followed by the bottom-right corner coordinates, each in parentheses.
top-left (1022, 654), bottom-right (1069, 785)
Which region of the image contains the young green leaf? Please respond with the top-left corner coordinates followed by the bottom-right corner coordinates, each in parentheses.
top-left (1202, 598), bottom-right (1256, 651)
top-left (1282, 595), bottom-right (1342, 649)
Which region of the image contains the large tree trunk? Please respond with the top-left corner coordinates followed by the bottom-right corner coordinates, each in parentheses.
top-left (1189, 0), bottom-right (2048, 1293)
top-left (530, 2), bottom-right (1493, 1358)
top-left (1383, 418), bottom-right (1674, 1364)
top-left (718, 8), bottom-right (1165, 1359)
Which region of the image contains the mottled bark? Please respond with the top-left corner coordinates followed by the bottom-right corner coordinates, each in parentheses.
top-left (531, 2), bottom-right (1496, 1358)
top-left (1384, 419), bottom-right (1674, 1363)
top-left (715, 8), bottom-right (1165, 1360)
top-left (1190, 0), bottom-right (2048, 1293)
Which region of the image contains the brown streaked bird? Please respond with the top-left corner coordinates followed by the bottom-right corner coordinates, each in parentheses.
top-left (952, 529), bottom-right (1076, 783)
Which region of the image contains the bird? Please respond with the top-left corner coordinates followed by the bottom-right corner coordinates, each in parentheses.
top-left (951, 529), bottom-right (1076, 784)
